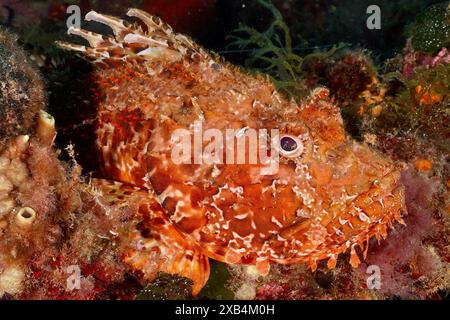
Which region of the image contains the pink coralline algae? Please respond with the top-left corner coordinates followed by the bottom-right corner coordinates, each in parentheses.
top-left (358, 169), bottom-right (449, 299)
top-left (422, 48), bottom-right (450, 67)
top-left (403, 44), bottom-right (450, 78)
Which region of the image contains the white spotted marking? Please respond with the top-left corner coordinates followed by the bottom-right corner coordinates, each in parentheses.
top-left (271, 216), bottom-right (284, 228)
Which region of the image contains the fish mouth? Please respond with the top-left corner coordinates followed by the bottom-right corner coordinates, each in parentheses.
top-left (323, 167), bottom-right (407, 265)
top-left (271, 143), bottom-right (407, 267)
top-left (268, 170), bottom-right (406, 270)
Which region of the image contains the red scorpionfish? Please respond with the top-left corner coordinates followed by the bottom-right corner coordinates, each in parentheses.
top-left (58, 9), bottom-right (406, 295)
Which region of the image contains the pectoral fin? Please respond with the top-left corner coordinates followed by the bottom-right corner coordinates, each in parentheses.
top-left (91, 178), bottom-right (210, 295)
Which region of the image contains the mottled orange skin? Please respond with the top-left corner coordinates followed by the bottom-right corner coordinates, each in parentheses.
top-left (59, 9), bottom-right (406, 294)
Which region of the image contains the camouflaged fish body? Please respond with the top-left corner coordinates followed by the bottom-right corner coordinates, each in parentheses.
top-left (58, 9), bottom-right (406, 295)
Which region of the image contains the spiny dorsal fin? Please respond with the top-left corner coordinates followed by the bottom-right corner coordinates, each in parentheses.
top-left (57, 9), bottom-right (208, 66)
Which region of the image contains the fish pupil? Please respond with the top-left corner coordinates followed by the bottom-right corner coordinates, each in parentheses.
top-left (281, 136), bottom-right (298, 152)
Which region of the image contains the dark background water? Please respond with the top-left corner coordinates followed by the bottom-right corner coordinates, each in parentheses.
top-left (146, 0), bottom-right (447, 62)
top-left (1, 0), bottom-right (446, 62)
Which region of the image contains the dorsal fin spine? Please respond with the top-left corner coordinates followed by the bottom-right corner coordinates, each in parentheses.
top-left (85, 11), bottom-right (129, 36)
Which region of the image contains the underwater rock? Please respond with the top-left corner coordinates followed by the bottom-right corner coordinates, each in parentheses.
top-left (355, 43), bottom-right (449, 299)
top-left (302, 51), bottom-right (386, 126)
top-left (0, 29), bottom-right (139, 300)
top-left (318, 52), bottom-right (378, 107)
top-left (366, 59), bottom-right (450, 158)
top-left (0, 28), bottom-right (45, 144)
top-left (358, 170), bottom-right (449, 298)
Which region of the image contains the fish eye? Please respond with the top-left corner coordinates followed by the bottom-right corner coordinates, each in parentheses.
top-left (279, 135), bottom-right (304, 158)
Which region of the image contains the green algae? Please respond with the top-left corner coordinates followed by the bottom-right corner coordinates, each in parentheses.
top-left (136, 272), bottom-right (194, 300)
top-left (411, 2), bottom-right (450, 53)
top-left (199, 262), bottom-right (234, 300)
